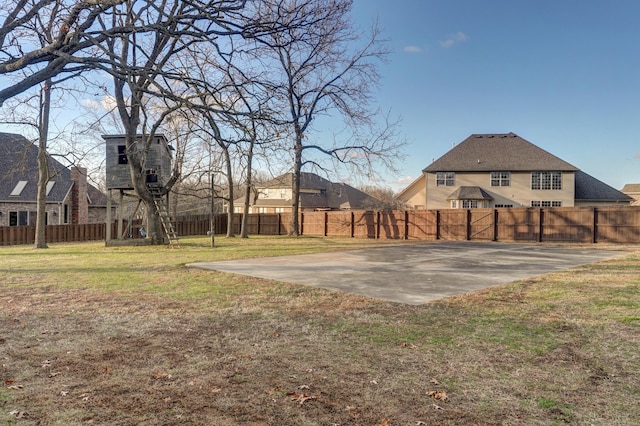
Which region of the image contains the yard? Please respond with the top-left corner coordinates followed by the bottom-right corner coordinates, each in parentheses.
top-left (1, 237), bottom-right (639, 425)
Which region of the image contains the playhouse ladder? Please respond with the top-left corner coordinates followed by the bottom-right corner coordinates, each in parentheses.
top-left (148, 186), bottom-right (180, 247)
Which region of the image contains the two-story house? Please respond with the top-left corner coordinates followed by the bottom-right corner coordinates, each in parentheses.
top-left (235, 172), bottom-right (381, 213)
top-left (398, 133), bottom-right (632, 209)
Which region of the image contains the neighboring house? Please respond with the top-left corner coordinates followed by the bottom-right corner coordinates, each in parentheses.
top-left (621, 184), bottom-right (640, 206)
top-left (398, 132), bottom-right (632, 210)
top-left (0, 132), bottom-right (113, 226)
top-left (234, 172), bottom-right (380, 213)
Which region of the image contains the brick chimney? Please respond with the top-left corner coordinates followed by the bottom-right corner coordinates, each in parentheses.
top-left (70, 167), bottom-right (89, 224)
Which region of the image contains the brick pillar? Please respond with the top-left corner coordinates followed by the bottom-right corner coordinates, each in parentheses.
top-left (70, 167), bottom-right (89, 224)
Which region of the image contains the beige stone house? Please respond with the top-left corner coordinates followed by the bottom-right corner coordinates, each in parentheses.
top-left (398, 132), bottom-right (632, 210)
top-left (234, 172), bottom-right (380, 213)
top-left (621, 184), bottom-right (640, 206)
top-left (0, 132), bottom-right (112, 226)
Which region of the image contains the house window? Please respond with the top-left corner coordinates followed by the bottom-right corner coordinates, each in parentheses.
top-left (10, 181), bottom-right (28, 196)
top-left (495, 204), bottom-right (513, 208)
top-left (491, 172), bottom-right (510, 187)
top-left (9, 211), bottom-right (30, 226)
top-left (531, 171), bottom-right (562, 190)
top-left (436, 172), bottom-right (455, 187)
top-left (117, 145), bottom-right (128, 164)
top-left (462, 200), bottom-right (478, 209)
top-left (531, 201), bottom-right (562, 207)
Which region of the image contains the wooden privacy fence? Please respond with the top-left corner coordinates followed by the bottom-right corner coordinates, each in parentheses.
top-left (226, 206), bottom-right (640, 243)
top-left (2, 206), bottom-right (640, 246)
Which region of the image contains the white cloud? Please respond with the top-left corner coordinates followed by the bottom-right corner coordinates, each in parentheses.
top-left (403, 45), bottom-right (422, 53)
top-left (439, 32), bottom-right (468, 48)
top-left (82, 95), bottom-right (118, 111)
top-left (396, 176), bottom-right (415, 185)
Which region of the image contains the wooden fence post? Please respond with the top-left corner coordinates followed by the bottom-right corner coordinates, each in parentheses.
top-left (350, 211), bottom-right (355, 238)
top-left (404, 210), bottom-right (409, 240)
top-left (592, 207), bottom-right (597, 244)
top-left (324, 211), bottom-right (328, 237)
top-left (538, 208), bottom-right (544, 243)
top-left (436, 210), bottom-right (441, 240)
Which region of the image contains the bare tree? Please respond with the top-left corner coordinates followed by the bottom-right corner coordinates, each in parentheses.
top-left (0, 0), bottom-right (126, 105)
top-left (253, 0), bottom-right (403, 235)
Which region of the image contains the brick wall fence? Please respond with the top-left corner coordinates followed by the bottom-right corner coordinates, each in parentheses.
top-left (2, 206), bottom-right (640, 246)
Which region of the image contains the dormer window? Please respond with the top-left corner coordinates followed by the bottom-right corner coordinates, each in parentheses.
top-left (46, 181), bottom-right (55, 196)
top-left (10, 181), bottom-right (28, 196)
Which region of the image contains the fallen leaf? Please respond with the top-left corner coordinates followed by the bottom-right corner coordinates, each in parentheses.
top-left (210, 388), bottom-right (222, 393)
top-left (432, 404), bottom-right (444, 410)
top-left (298, 384), bottom-right (310, 390)
top-left (427, 390), bottom-right (448, 401)
top-left (5, 379), bottom-right (14, 385)
top-left (61, 391), bottom-right (69, 396)
top-left (289, 392), bottom-right (317, 405)
top-left (379, 418), bottom-right (390, 426)
top-left (416, 422), bottom-right (427, 425)
top-left (370, 380), bottom-right (378, 385)
top-left (7, 384), bottom-right (24, 390)
top-left (9, 410), bottom-right (27, 419)
top-left (153, 371), bottom-right (172, 380)
top-left (429, 377), bottom-right (440, 385)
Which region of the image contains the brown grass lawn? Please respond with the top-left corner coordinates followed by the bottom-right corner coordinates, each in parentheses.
top-left (1, 237), bottom-right (639, 425)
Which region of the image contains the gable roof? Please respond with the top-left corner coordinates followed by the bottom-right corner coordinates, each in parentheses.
top-left (253, 172), bottom-right (379, 210)
top-left (0, 132), bottom-right (73, 203)
top-left (424, 133), bottom-right (579, 173)
top-left (575, 171), bottom-right (633, 202)
top-left (0, 132), bottom-right (107, 205)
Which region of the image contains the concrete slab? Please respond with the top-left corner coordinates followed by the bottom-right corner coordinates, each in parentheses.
top-left (188, 241), bottom-right (623, 305)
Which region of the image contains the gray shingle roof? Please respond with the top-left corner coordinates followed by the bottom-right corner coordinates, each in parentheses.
top-left (575, 171), bottom-right (633, 202)
top-left (447, 186), bottom-right (494, 200)
top-left (0, 132), bottom-right (107, 205)
top-left (253, 172), bottom-right (379, 210)
top-left (424, 133), bottom-right (579, 173)
top-left (0, 132), bottom-right (73, 202)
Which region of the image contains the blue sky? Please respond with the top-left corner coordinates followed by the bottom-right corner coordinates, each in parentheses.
top-left (351, 0), bottom-right (640, 190)
top-left (1, 1), bottom-right (638, 192)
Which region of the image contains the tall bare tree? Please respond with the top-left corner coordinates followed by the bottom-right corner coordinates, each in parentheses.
top-left (253, 0), bottom-right (403, 235)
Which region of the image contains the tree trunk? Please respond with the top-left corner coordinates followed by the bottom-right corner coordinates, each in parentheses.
top-left (289, 136), bottom-right (303, 236)
top-left (34, 79), bottom-right (51, 249)
top-left (146, 201), bottom-right (165, 245)
top-left (240, 138), bottom-right (255, 238)
top-left (223, 145), bottom-right (235, 238)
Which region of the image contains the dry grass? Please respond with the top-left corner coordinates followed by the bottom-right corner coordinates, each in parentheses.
top-left (1, 237), bottom-right (639, 425)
